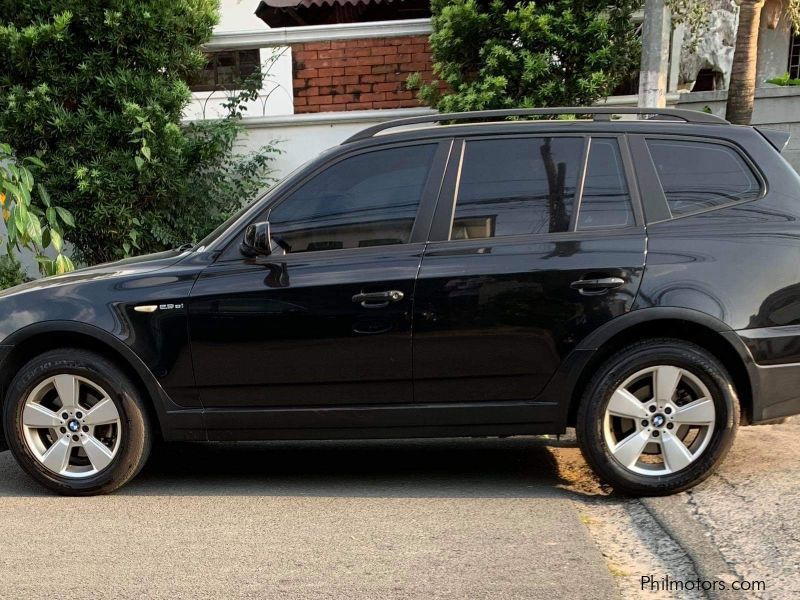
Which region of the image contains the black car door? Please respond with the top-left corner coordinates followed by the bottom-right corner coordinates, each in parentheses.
top-left (188, 141), bottom-right (450, 435)
top-left (413, 135), bottom-right (647, 406)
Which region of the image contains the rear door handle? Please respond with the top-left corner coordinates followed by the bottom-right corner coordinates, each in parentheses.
top-left (570, 277), bottom-right (625, 296)
top-left (352, 290), bottom-right (404, 308)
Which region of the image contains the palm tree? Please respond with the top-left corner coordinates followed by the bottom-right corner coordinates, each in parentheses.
top-left (726, 0), bottom-right (766, 124)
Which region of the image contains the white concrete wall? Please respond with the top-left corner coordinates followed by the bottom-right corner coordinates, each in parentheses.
top-left (756, 1), bottom-right (793, 84)
top-left (184, 0), bottom-right (294, 120)
top-left (231, 90), bottom-right (800, 185)
top-left (216, 0), bottom-right (262, 32)
top-left (232, 108), bottom-right (436, 178)
top-left (677, 86), bottom-right (800, 170)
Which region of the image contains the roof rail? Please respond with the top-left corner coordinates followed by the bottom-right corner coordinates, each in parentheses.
top-left (342, 106), bottom-right (728, 144)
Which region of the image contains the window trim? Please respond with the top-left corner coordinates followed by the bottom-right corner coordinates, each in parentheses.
top-left (428, 133), bottom-right (642, 244)
top-left (575, 136), bottom-right (641, 232)
top-left (789, 28), bottom-right (800, 80)
top-left (634, 134), bottom-right (767, 225)
top-left (217, 139), bottom-right (451, 262)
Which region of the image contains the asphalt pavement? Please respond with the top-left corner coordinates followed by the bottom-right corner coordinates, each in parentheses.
top-left (0, 437), bottom-right (617, 599)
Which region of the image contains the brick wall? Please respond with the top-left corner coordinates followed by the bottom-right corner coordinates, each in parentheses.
top-left (292, 35), bottom-right (434, 113)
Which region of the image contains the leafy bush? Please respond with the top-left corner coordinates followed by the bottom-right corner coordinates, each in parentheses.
top-left (411, 0), bottom-right (641, 111)
top-left (0, 1), bottom-right (279, 265)
top-left (0, 143), bottom-right (74, 276)
top-left (0, 255), bottom-right (26, 289)
top-left (766, 73), bottom-right (800, 86)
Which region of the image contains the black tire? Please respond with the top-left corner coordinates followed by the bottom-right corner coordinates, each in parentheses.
top-left (576, 338), bottom-right (739, 496)
top-left (2, 349), bottom-right (152, 495)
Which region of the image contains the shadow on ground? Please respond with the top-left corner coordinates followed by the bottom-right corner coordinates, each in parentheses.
top-left (0, 436), bottom-right (581, 499)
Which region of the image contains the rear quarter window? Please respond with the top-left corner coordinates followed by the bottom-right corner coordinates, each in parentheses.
top-left (646, 138), bottom-right (761, 218)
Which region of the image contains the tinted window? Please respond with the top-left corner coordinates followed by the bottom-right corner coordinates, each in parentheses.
top-left (646, 139), bottom-right (760, 218)
top-left (577, 138), bottom-right (634, 230)
top-left (451, 137), bottom-right (583, 240)
top-left (268, 144), bottom-right (436, 253)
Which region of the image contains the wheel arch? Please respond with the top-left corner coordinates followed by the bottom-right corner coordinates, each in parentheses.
top-left (563, 308), bottom-right (756, 427)
top-left (0, 321), bottom-right (170, 444)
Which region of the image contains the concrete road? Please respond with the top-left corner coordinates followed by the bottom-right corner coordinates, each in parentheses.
top-left (0, 438), bottom-right (617, 599)
top-left (659, 418), bottom-right (800, 599)
top-left (552, 419), bottom-right (800, 600)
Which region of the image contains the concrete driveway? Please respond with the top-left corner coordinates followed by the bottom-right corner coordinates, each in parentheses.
top-left (0, 438), bottom-right (617, 599)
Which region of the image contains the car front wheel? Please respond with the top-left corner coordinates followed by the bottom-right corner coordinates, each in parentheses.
top-left (576, 338), bottom-right (739, 496)
top-left (3, 348), bottom-right (152, 495)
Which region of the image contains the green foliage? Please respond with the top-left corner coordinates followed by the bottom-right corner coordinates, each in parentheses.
top-left (0, 255), bottom-right (27, 289)
top-left (666, 0), bottom-right (711, 51)
top-left (766, 73), bottom-right (800, 86)
top-left (0, 1), bottom-right (280, 265)
top-left (413, 0), bottom-right (641, 112)
top-left (0, 143), bottom-right (74, 276)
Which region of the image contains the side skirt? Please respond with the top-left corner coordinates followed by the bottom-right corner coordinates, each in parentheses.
top-left (198, 401), bottom-right (563, 441)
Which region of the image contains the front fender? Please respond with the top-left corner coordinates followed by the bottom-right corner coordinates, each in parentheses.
top-left (0, 321), bottom-right (204, 441)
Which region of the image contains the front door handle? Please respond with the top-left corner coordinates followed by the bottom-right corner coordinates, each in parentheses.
top-left (352, 290), bottom-right (405, 308)
top-left (570, 277), bottom-right (625, 296)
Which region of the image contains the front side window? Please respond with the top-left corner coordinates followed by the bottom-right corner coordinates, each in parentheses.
top-left (451, 137), bottom-right (584, 240)
top-left (268, 144), bottom-right (437, 253)
top-left (646, 139), bottom-right (761, 218)
top-left (577, 138), bottom-right (635, 230)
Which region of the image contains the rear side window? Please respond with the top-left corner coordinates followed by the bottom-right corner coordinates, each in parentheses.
top-left (646, 139), bottom-right (761, 218)
top-left (577, 138), bottom-right (634, 230)
top-left (451, 137), bottom-right (583, 240)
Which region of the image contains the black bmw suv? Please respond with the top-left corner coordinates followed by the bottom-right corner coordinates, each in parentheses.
top-left (1, 107), bottom-right (798, 496)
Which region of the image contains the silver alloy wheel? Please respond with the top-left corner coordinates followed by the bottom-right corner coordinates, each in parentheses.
top-left (21, 374), bottom-right (122, 478)
top-left (603, 365), bottom-right (716, 476)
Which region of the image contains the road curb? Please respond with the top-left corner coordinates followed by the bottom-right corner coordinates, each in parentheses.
top-left (641, 495), bottom-right (740, 599)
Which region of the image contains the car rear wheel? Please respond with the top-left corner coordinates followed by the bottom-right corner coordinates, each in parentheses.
top-left (3, 349), bottom-right (152, 495)
top-left (576, 338), bottom-right (739, 496)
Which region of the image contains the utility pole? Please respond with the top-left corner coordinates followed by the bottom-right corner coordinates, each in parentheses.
top-left (638, 0), bottom-right (671, 108)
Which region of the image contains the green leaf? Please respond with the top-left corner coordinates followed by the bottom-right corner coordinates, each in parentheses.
top-left (24, 156), bottom-right (45, 168)
top-left (25, 213), bottom-right (43, 246)
top-left (15, 197), bottom-right (28, 221)
top-left (37, 183), bottom-right (51, 207)
top-left (55, 207), bottom-right (75, 228)
top-left (42, 228), bottom-right (51, 249)
top-left (3, 180), bottom-right (22, 202)
top-left (14, 213), bottom-right (26, 235)
top-left (50, 228), bottom-right (62, 252)
top-left (55, 254), bottom-right (70, 275)
top-left (19, 167), bottom-right (34, 192)
top-left (6, 212), bottom-right (16, 243)
top-left (46, 206), bottom-right (57, 226)
top-left (134, 156), bottom-right (145, 171)
top-left (19, 182), bottom-right (31, 206)
top-left (141, 145), bottom-right (151, 161)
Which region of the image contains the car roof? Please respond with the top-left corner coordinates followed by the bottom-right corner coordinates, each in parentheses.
top-left (343, 118), bottom-right (751, 152)
top-left (342, 106), bottom-right (731, 145)
top-left (337, 106), bottom-right (753, 151)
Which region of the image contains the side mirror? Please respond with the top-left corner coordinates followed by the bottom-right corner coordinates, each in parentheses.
top-left (241, 221), bottom-right (272, 257)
